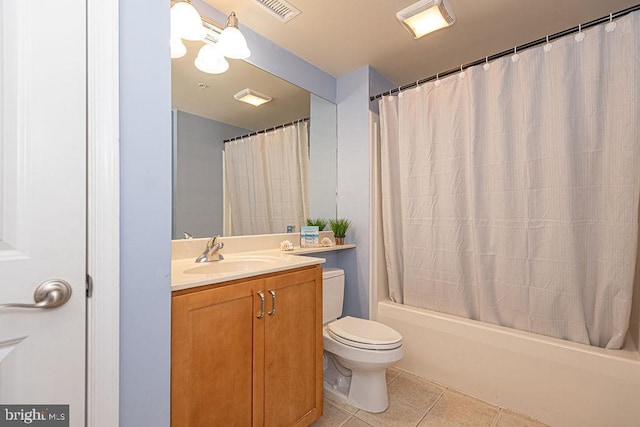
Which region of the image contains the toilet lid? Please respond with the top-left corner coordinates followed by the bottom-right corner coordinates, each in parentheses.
top-left (327, 316), bottom-right (402, 350)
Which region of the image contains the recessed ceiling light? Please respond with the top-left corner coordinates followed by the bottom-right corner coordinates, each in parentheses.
top-left (233, 88), bottom-right (272, 107)
top-left (396, 0), bottom-right (456, 39)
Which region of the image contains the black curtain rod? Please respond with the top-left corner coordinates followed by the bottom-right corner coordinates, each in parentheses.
top-left (224, 117), bottom-right (310, 143)
top-left (370, 4), bottom-right (640, 101)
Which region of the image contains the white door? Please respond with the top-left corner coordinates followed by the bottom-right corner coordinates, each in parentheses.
top-left (0, 0), bottom-right (86, 425)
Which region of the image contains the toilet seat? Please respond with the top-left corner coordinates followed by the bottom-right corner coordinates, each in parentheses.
top-left (327, 316), bottom-right (402, 350)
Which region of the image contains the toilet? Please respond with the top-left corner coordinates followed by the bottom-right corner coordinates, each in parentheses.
top-left (322, 268), bottom-right (403, 413)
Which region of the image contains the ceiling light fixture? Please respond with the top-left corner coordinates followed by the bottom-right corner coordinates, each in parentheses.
top-left (170, 2), bottom-right (251, 74)
top-left (170, 33), bottom-right (187, 59)
top-left (233, 88), bottom-right (272, 107)
top-left (396, 0), bottom-right (456, 39)
top-left (170, 12), bottom-right (188, 59)
top-left (218, 12), bottom-right (251, 59)
top-left (195, 44), bottom-right (230, 74)
top-left (171, 1), bottom-right (206, 41)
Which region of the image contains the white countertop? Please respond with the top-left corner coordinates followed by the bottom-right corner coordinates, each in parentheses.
top-left (171, 248), bottom-right (326, 292)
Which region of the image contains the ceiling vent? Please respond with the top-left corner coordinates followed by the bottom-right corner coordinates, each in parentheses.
top-left (252, 0), bottom-right (301, 23)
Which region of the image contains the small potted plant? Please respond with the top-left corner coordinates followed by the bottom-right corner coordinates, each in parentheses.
top-left (306, 218), bottom-right (328, 231)
top-left (329, 218), bottom-right (351, 245)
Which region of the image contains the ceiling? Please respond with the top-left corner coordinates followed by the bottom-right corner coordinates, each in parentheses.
top-left (173, 0), bottom-right (639, 129)
top-left (172, 40), bottom-right (310, 131)
top-left (202, 0), bottom-right (639, 85)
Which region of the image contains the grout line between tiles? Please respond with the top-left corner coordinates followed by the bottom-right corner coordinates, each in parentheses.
top-left (491, 407), bottom-right (503, 427)
top-left (387, 370), bottom-right (403, 385)
top-left (414, 411), bottom-right (429, 427)
top-left (425, 389), bottom-right (446, 415)
top-left (325, 369), bottom-right (551, 427)
top-left (353, 408), bottom-right (361, 421)
top-left (393, 383), bottom-right (447, 415)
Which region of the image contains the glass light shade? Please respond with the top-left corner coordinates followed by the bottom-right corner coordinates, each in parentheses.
top-left (194, 44), bottom-right (229, 74)
top-left (171, 2), bottom-right (205, 41)
top-left (170, 34), bottom-right (187, 58)
top-left (218, 27), bottom-right (251, 59)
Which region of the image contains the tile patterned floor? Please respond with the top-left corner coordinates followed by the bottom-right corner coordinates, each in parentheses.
top-left (312, 367), bottom-right (550, 427)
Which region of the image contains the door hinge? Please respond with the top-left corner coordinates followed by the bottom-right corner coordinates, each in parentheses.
top-left (86, 274), bottom-right (94, 298)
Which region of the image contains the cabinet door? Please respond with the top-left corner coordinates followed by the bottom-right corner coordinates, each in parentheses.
top-left (263, 266), bottom-right (323, 426)
top-left (172, 279), bottom-right (265, 427)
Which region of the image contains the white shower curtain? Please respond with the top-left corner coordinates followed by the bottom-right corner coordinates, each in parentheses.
top-left (379, 12), bottom-right (640, 349)
top-left (225, 121), bottom-right (309, 235)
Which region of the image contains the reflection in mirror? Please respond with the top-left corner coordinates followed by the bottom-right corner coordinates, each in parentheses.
top-left (224, 119), bottom-right (309, 236)
top-left (171, 41), bottom-right (337, 239)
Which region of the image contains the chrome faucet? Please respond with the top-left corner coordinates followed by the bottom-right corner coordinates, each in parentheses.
top-left (195, 235), bottom-right (225, 263)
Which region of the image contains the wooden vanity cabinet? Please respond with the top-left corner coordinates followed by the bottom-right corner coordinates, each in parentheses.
top-left (263, 268), bottom-right (323, 426)
top-left (172, 265), bottom-right (323, 427)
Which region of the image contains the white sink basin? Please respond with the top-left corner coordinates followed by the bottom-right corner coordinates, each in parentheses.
top-left (184, 256), bottom-right (282, 275)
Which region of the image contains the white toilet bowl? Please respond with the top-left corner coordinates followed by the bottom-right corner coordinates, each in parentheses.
top-left (322, 316), bottom-right (403, 413)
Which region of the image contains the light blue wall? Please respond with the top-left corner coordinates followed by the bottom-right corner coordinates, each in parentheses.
top-left (336, 67), bottom-right (370, 318)
top-left (309, 95), bottom-right (338, 220)
top-left (119, 0), bottom-right (172, 426)
top-left (119, 3), bottom-right (336, 425)
top-left (370, 69), bottom-right (396, 115)
top-left (336, 66), bottom-right (395, 319)
top-left (173, 110), bottom-right (249, 239)
top-left (118, 3), bottom-right (391, 425)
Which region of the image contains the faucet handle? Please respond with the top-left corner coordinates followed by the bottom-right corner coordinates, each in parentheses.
top-left (183, 232), bottom-right (193, 239)
top-left (195, 236), bottom-right (224, 263)
top-left (205, 235), bottom-right (218, 248)
top-left (206, 235), bottom-right (224, 249)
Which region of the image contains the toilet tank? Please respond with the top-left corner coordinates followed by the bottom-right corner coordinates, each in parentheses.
top-left (322, 268), bottom-right (345, 324)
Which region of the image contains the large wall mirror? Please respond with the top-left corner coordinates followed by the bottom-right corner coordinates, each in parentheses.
top-left (171, 40), bottom-right (337, 239)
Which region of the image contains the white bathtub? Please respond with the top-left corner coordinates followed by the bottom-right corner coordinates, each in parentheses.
top-left (376, 299), bottom-right (640, 427)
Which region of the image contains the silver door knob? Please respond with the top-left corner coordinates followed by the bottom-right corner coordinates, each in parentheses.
top-left (0, 280), bottom-right (72, 309)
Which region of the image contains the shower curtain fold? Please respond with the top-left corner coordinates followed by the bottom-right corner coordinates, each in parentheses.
top-left (379, 11), bottom-right (640, 349)
top-left (225, 121), bottom-right (309, 236)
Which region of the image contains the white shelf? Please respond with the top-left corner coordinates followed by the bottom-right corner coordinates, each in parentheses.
top-left (286, 244), bottom-right (356, 255)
